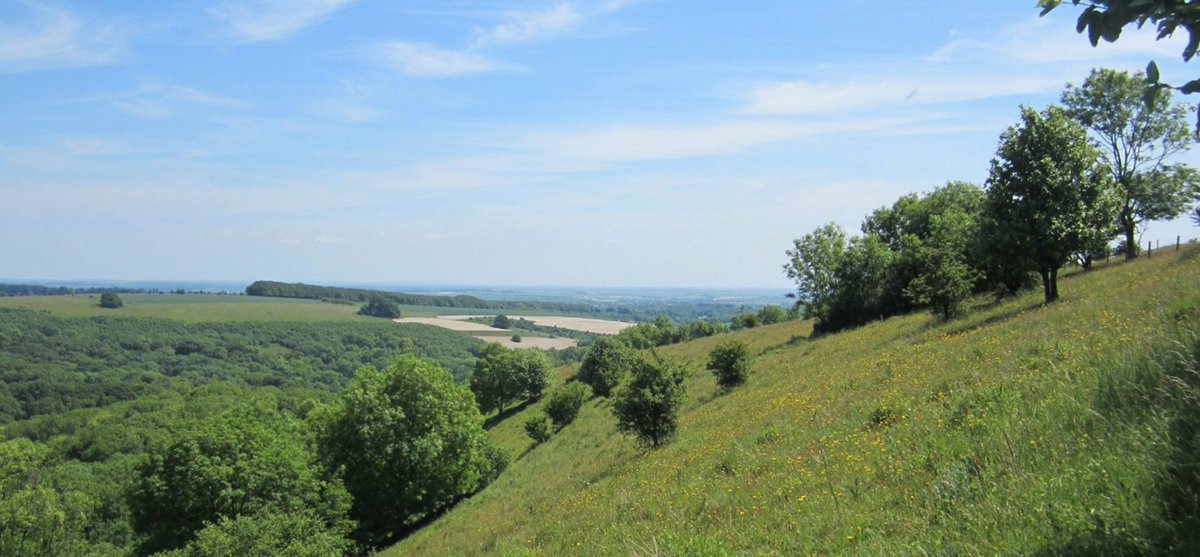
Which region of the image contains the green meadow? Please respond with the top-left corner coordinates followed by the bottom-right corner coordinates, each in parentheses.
top-left (0, 293), bottom-right (499, 322)
top-left (388, 246), bottom-right (1200, 556)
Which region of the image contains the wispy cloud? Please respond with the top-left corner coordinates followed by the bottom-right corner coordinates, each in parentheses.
top-left (521, 116), bottom-right (924, 163)
top-left (0, 3), bottom-right (127, 73)
top-left (209, 0), bottom-right (354, 42)
top-left (111, 82), bottom-right (253, 119)
top-left (927, 15), bottom-right (1183, 65)
top-left (745, 73), bottom-right (1067, 115)
top-left (744, 14), bottom-right (1190, 116)
top-left (367, 41), bottom-right (519, 77)
top-left (473, 3), bottom-right (583, 47)
top-left (368, 1), bottom-right (638, 78)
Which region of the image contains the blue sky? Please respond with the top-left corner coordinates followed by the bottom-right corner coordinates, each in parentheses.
top-left (2, 1), bottom-right (1198, 289)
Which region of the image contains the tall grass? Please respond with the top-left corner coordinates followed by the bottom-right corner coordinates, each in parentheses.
top-left (387, 248), bottom-right (1200, 556)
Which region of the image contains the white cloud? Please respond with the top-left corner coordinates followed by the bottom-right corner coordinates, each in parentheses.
top-left (474, 3), bottom-right (583, 47)
top-left (367, 41), bottom-right (519, 77)
top-left (209, 0), bottom-right (354, 42)
top-left (0, 3), bottom-right (126, 73)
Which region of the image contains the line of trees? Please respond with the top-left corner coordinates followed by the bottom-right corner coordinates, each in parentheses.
top-left (785, 68), bottom-right (1198, 333)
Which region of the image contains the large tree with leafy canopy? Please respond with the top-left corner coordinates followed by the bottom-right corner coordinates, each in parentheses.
top-left (1062, 68), bottom-right (1197, 258)
top-left (129, 405), bottom-right (352, 555)
top-left (982, 106), bottom-right (1118, 303)
top-left (312, 356), bottom-right (489, 547)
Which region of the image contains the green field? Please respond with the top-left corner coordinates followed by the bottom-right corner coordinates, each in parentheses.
top-left (387, 246), bottom-right (1200, 555)
top-left (0, 293), bottom-right (504, 322)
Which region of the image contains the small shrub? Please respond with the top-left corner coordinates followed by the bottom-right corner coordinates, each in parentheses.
top-left (477, 442), bottom-right (510, 489)
top-left (545, 382), bottom-right (588, 427)
top-left (613, 355), bottom-right (690, 448)
top-left (524, 414), bottom-right (553, 443)
top-left (511, 334), bottom-right (522, 343)
top-left (577, 337), bottom-right (636, 397)
top-left (707, 340), bottom-right (752, 388)
top-left (99, 292), bottom-right (123, 308)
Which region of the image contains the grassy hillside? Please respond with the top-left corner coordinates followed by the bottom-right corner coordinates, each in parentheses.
top-left (388, 246), bottom-right (1200, 556)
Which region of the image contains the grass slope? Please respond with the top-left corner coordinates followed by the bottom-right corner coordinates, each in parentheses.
top-left (388, 247), bottom-right (1200, 556)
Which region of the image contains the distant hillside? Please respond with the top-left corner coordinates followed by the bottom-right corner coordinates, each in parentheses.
top-left (245, 280), bottom-right (753, 323)
top-left (387, 247), bottom-right (1200, 555)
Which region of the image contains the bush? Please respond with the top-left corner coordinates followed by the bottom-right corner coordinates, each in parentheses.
top-left (99, 292), bottom-right (123, 308)
top-left (493, 314), bottom-right (511, 329)
top-left (477, 442), bottom-right (510, 489)
top-left (159, 510), bottom-right (353, 557)
top-left (545, 382), bottom-right (588, 427)
top-left (524, 414), bottom-right (553, 443)
top-left (707, 340), bottom-right (752, 388)
top-left (511, 334), bottom-right (522, 343)
top-left (357, 296), bottom-right (401, 319)
top-left (577, 337), bottom-right (636, 397)
top-left (613, 355), bottom-right (691, 448)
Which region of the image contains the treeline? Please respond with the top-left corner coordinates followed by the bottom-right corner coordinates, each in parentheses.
top-left (245, 280), bottom-right (757, 323)
top-left (785, 68), bottom-right (1200, 334)
top-left (0, 308), bottom-right (484, 423)
top-left (0, 283), bottom-right (156, 297)
top-left (246, 280), bottom-right (603, 314)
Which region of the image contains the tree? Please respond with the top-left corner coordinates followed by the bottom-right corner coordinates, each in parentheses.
top-left (1062, 68), bottom-right (1197, 259)
top-left (312, 357), bottom-right (489, 547)
top-left (822, 234), bottom-right (899, 331)
top-left (0, 439), bottom-right (89, 557)
top-left (783, 223), bottom-right (847, 324)
top-left (612, 355), bottom-right (690, 448)
top-left (982, 106), bottom-right (1118, 303)
top-left (507, 348), bottom-right (552, 401)
top-left (523, 414), bottom-right (553, 443)
top-left (159, 510), bottom-right (353, 557)
top-left (1038, 1), bottom-right (1200, 97)
top-left (357, 296), bottom-right (400, 319)
top-left (707, 340), bottom-right (752, 389)
top-left (130, 406), bottom-right (351, 555)
top-left (469, 345), bottom-right (551, 414)
top-left (577, 336), bottom-right (636, 397)
top-left (757, 305), bottom-right (786, 325)
top-left (492, 314), bottom-right (512, 329)
top-left (544, 381), bottom-right (589, 427)
top-left (99, 292), bottom-right (123, 308)
top-left (902, 207), bottom-right (980, 320)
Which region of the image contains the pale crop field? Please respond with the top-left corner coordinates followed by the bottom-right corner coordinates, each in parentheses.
top-left (392, 317), bottom-right (507, 332)
top-left (474, 335), bottom-right (578, 350)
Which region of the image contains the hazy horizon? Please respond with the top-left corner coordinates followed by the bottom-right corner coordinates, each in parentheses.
top-left (4, 1), bottom-right (1198, 289)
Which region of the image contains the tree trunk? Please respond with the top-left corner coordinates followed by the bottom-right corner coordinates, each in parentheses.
top-left (1040, 268), bottom-right (1052, 303)
top-left (1122, 212), bottom-right (1138, 260)
top-left (1049, 267), bottom-right (1059, 302)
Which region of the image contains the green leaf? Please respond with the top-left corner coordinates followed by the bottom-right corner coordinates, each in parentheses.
top-left (1180, 79), bottom-right (1200, 95)
top-left (1146, 60), bottom-right (1160, 83)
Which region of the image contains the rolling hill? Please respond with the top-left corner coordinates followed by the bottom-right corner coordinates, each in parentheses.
top-left (387, 246), bottom-right (1200, 555)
